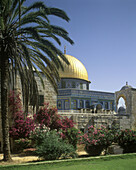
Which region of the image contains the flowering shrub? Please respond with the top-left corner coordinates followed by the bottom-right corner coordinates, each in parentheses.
top-left (8, 90), bottom-right (22, 116)
top-left (110, 125), bottom-right (120, 143)
top-left (35, 104), bottom-right (75, 131)
top-left (80, 125), bottom-right (113, 147)
top-left (9, 112), bottom-right (35, 139)
top-left (8, 91), bottom-right (35, 139)
top-left (35, 104), bottom-right (63, 130)
top-left (34, 104), bottom-right (79, 148)
top-left (14, 138), bottom-right (31, 152)
top-left (9, 96), bottom-right (78, 150)
top-left (117, 129), bottom-right (136, 147)
top-left (114, 129), bottom-right (136, 153)
top-left (80, 125), bottom-right (113, 155)
top-left (61, 117), bottom-right (74, 130)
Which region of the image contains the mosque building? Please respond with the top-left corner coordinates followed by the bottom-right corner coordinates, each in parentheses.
top-left (55, 51), bottom-right (136, 131)
top-left (57, 51), bottom-right (115, 112)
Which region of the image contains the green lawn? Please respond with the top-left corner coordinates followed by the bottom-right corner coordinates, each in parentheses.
top-left (1, 154), bottom-right (136, 170)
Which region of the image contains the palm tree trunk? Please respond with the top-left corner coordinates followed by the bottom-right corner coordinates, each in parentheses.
top-left (1, 53), bottom-right (12, 161)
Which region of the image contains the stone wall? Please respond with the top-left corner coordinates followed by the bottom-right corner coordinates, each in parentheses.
top-left (58, 112), bottom-right (131, 131)
top-left (28, 74), bottom-right (57, 113)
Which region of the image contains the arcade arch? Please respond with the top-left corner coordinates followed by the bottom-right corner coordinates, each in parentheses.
top-left (117, 97), bottom-right (126, 109)
top-left (116, 95), bottom-right (127, 113)
top-left (96, 104), bottom-right (102, 112)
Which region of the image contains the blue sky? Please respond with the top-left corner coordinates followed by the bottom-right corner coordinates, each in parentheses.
top-left (26, 0), bottom-right (136, 92)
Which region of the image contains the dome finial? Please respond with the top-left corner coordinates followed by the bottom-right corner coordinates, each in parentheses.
top-left (64, 45), bottom-right (66, 54)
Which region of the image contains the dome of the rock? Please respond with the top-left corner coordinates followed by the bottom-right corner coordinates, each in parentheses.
top-left (58, 54), bottom-right (89, 81)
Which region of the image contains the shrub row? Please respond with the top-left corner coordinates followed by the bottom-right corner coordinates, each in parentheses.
top-left (80, 125), bottom-right (136, 155)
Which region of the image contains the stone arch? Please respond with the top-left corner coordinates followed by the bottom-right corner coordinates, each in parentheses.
top-left (116, 94), bottom-right (127, 106)
top-left (115, 85), bottom-right (136, 129)
top-left (80, 100), bottom-right (84, 108)
top-left (117, 96), bottom-right (127, 114)
top-left (57, 100), bottom-right (62, 109)
top-left (117, 97), bottom-right (126, 108)
top-left (116, 94), bottom-right (127, 109)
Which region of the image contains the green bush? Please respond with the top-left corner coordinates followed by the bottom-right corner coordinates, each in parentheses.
top-left (34, 130), bottom-right (76, 160)
top-left (64, 127), bottom-right (80, 149)
top-left (14, 138), bottom-right (31, 152)
top-left (110, 125), bottom-right (120, 143)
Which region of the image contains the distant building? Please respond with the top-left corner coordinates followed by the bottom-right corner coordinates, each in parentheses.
top-left (57, 54), bottom-right (115, 112)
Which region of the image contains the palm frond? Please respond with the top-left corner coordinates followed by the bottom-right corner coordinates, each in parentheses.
top-left (1, 0), bottom-right (74, 112)
top-left (47, 8), bottom-right (70, 22)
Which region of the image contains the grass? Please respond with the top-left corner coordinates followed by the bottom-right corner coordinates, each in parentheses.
top-left (0, 154), bottom-right (136, 170)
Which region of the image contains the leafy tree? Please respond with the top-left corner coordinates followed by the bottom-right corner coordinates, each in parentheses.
top-left (0, 0), bottom-right (73, 161)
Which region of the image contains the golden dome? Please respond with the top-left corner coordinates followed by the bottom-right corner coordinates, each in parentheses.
top-left (58, 54), bottom-right (89, 81)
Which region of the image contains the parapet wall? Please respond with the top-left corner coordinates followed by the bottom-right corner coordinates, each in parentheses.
top-left (58, 111), bottom-right (132, 131)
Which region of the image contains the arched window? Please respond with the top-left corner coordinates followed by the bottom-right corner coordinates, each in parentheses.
top-left (61, 81), bottom-right (66, 88)
top-left (105, 102), bottom-right (108, 109)
top-left (30, 95), bottom-right (44, 106)
top-left (72, 82), bottom-right (76, 88)
top-left (58, 100), bottom-right (62, 109)
top-left (80, 83), bottom-right (83, 89)
top-left (67, 82), bottom-right (71, 88)
top-left (110, 102), bottom-right (113, 110)
top-left (65, 100), bottom-right (69, 110)
top-left (86, 100), bottom-right (90, 108)
top-left (80, 100), bottom-right (83, 108)
top-left (117, 97), bottom-right (126, 114)
top-left (38, 95), bottom-right (44, 106)
top-left (76, 83), bottom-right (79, 88)
top-left (96, 104), bottom-right (102, 111)
top-left (117, 97), bottom-right (126, 109)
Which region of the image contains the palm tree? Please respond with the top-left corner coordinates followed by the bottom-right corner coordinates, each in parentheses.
top-left (0, 0), bottom-right (73, 161)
